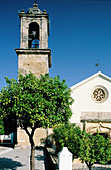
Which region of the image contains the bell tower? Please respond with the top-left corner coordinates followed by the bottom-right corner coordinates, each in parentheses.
top-left (15, 2), bottom-right (51, 76)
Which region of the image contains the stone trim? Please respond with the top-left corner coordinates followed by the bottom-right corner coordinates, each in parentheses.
top-left (15, 48), bottom-right (51, 54)
top-left (91, 85), bottom-right (108, 103)
top-left (81, 112), bottom-right (111, 122)
top-left (19, 13), bottom-right (49, 18)
top-left (87, 122), bottom-right (111, 132)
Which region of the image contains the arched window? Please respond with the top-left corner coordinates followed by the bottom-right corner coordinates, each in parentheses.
top-left (28, 22), bottom-right (39, 48)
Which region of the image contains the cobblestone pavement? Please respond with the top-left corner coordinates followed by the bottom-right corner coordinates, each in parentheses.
top-left (0, 146), bottom-right (46, 170)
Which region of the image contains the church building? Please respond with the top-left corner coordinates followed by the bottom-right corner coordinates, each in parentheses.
top-left (70, 71), bottom-right (111, 139)
top-left (0, 2), bottom-right (111, 146)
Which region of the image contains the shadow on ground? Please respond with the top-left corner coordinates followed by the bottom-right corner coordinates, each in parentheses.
top-left (35, 146), bottom-right (45, 161)
top-left (35, 146), bottom-right (52, 170)
top-left (0, 157), bottom-right (24, 169)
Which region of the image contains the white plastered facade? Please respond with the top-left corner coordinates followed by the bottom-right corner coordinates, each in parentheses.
top-left (70, 71), bottom-right (111, 138)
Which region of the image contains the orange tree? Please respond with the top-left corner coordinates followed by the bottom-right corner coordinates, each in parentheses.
top-left (79, 132), bottom-right (111, 170)
top-left (0, 73), bottom-right (73, 170)
top-left (53, 124), bottom-right (111, 170)
top-left (53, 123), bottom-right (82, 158)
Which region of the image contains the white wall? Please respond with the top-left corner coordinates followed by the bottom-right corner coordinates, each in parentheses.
top-left (70, 76), bottom-right (111, 123)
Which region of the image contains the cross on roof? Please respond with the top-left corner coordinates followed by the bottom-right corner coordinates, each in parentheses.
top-left (34, 0), bottom-right (37, 4)
top-left (95, 61), bottom-right (100, 72)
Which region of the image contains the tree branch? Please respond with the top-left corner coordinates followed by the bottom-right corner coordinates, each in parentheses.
top-left (31, 126), bottom-right (36, 138)
top-left (24, 127), bottom-right (31, 137)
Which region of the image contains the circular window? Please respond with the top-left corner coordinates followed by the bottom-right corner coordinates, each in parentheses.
top-left (92, 86), bottom-right (108, 103)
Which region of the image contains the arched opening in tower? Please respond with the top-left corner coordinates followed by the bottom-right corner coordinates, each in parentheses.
top-left (28, 22), bottom-right (39, 48)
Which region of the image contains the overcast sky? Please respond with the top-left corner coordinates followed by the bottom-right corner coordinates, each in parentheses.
top-left (0, 0), bottom-right (111, 90)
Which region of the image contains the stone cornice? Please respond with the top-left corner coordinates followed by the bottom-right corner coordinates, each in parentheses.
top-left (81, 112), bottom-right (111, 122)
top-left (15, 48), bottom-right (51, 54)
top-left (19, 13), bottom-right (49, 18)
top-left (81, 119), bottom-right (111, 122)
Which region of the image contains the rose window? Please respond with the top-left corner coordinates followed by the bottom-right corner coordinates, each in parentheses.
top-left (93, 88), bottom-right (105, 102)
top-left (92, 86), bottom-right (108, 103)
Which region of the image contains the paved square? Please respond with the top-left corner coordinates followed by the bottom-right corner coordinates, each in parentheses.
top-left (0, 147), bottom-right (45, 170)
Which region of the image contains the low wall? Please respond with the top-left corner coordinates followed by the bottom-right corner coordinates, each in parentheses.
top-left (46, 147), bottom-right (58, 170)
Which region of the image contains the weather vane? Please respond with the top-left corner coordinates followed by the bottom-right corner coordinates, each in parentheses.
top-left (95, 60), bottom-right (100, 72)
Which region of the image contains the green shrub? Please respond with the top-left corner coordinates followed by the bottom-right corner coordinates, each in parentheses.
top-left (53, 123), bottom-right (82, 158)
top-left (79, 131), bottom-right (111, 170)
top-left (53, 123), bottom-right (111, 170)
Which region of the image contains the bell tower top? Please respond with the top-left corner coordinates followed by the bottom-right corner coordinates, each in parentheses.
top-left (15, 2), bottom-right (51, 77)
top-left (19, 2), bottom-right (49, 49)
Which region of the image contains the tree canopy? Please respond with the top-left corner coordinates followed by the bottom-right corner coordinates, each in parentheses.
top-left (0, 73), bottom-right (73, 129)
top-left (0, 72), bottom-right (73, 170)
top-left (0, 118), bottom-right (4, 135)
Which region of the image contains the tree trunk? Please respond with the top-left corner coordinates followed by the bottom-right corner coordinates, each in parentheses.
top-left (29, 134), bottom-right (35, 170)
top-left (88, 166), bottom-right (92, 170)
top-left (85, 161), bottom-right (92, 170)
top-left (25, 127), bottom-right (36, 170)
top-left (30, 142), bottom-right (35, 170)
